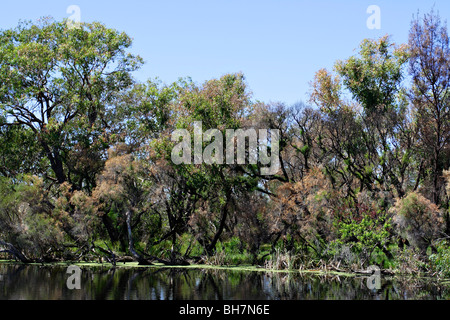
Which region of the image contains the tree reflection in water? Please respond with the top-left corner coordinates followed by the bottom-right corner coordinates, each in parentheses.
top-left (0, 263), bottom-right (448, 300)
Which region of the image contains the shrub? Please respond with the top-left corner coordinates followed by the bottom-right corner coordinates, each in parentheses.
top-left (429, 240), bottom-right (450, 277)
top-left (0, 175), bottom-right (65, 260)
top-left (392, 246), bottom-right (427, 275)
top-left (390, 192), bottom-right (445, 253)
top-left (326, 191), bottom-right (393, 268)
top-left (333, 215), bottom-right (392, 265)
top-left (19, 212), bottom-right (64, 259)
top-left (335, 214), bottom-right (392, 251)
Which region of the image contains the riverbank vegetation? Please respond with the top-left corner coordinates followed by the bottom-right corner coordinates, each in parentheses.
top-left (1, 10), bottom-right (450, 278)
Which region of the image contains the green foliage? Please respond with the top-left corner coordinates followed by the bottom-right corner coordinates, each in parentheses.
top-left (335, 214), bottom-right (391, 252)
top-left (199, 237), bottom-right (258, 266)
top-left (0, 175), bottom-right (66, 260)
top-left (20, 212), bottom-right (64, 257)
top-left (0, 18), bottom-right (142, 188)
top-left (0, 12), bottom-right (449, 274)
top-left (335, 35), bottom-right (408, 113)
top-left (326, 220), bottom-right (392, 268)
top-left (429, 241), bottom-right (450, 278)
top-left (0, 121), bottom-right (45, 177)
top-left (391, 246), bottom-right (428, 275)
top-left (327, 196), bottom-right (393, 267)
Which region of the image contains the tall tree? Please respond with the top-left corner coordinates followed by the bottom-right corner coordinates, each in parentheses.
top-left (409, 10), bottom-right (450, 205)
top-left (310, 36), bottom-right (413, 198)
top-left (150, 73), bottom-right (265, 255)
top-left (0, 18), bottom-right (142, 189)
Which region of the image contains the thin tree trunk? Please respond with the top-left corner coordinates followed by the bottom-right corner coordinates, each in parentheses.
top-left (433, 146), bottom-right (440, 205)
top-left (125, 210), bottom-right (152, 265)
top-left (206, 189), bottom-right (232, 254)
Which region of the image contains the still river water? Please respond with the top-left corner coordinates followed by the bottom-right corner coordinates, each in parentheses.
top-left (0, 262), bottom-right (449, 300)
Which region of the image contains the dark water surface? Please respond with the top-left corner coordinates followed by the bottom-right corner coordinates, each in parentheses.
top-left (0, 262), bottom-right (449, 300)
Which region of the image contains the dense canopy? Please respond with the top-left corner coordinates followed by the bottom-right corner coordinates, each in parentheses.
top-left (0, 13), bottom-right (450, 276)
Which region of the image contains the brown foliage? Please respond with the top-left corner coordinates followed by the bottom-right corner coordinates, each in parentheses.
top-left (269, 167), bottom-right (337, 245)
top-left (390, 191), bottom-right (445, 252)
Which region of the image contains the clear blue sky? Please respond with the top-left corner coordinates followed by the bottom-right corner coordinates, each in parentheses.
top-left (1, 0), bottom-right (450, 105)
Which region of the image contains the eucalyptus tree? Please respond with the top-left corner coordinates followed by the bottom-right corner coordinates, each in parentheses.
top-left (310, 36), bottom-right (414, 199)
top-left (0, 18), bottom-right (143, 190)
top-left (150, 73), bottom-right (267, 256)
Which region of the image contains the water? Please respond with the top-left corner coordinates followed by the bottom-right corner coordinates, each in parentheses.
top-left (0, 262), bottom-right (449, 300)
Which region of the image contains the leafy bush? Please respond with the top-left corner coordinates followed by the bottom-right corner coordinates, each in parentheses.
top-left (223, 237), bottom-right (244, 255)
top-left (0, 175), bottom-right (65, 260)
top-left (202, 240), bottom-right (252, 266)
top-left (429, 240), bottom-right (450, 278)
top-left (335, 214), bottom-right (392, 252)
top-left (326, 191), bottom-right (393, 268)
top-left (19, 212), bottom-right (64, 258)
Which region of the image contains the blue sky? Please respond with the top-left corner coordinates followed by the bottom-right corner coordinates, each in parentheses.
top-left (1, 1), bottom-right (450, 105)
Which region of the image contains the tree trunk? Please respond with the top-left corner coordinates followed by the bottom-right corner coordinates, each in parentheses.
top-left (433, 147), bottom-right (440, 205)
top-left (0, 240), bottom-right (30, 263)
top-left (40, 139), bottom-right (66, 184)
top-left (125, 210), bottom-right (152, 265)
top-left (205, 189), bottom-right (232, 254)
top-left (102, 214), bottom-right (120, 244)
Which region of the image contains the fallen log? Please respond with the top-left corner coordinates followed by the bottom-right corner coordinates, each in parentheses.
top-left (0, 240), bottom-right (30, 263)
top-left (328, 265), bottom-right (395, 276)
